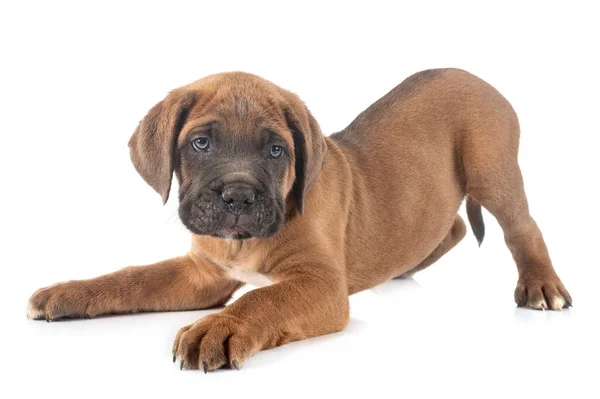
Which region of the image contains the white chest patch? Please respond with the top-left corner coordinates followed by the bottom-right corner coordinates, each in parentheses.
top-left (227, 268), bottom-right (273, 287)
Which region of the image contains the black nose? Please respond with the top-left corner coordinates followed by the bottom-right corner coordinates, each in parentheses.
top-left (221, 184), bottom-right (256, 214)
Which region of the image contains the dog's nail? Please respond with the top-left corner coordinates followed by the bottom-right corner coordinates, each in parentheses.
top-left (203, 362), bottom-right (208, 374)
top-left (232, 361), bottom-right (240, 371)
top-left (172, 354), bottom-right (176, 363)
top-left (180, 360), bottom-right (184, 370)
top-left (46, 317), bottom-right (50, 323)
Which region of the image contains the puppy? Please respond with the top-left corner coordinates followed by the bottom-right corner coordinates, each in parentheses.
top-left (28, 69), bottom-right (572, 372)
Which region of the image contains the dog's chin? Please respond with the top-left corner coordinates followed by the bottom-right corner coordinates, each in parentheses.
top-left (181, 219), bottom-right (282, 241)
top-left (212, 227), bottom-right (253, 240)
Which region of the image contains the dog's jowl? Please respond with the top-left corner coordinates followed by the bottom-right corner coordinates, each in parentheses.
top-left (28, 69), bottom-right (572, 371)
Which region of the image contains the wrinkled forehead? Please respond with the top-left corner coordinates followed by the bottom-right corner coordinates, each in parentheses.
top-left (179, 76), bottom-right (293, 145)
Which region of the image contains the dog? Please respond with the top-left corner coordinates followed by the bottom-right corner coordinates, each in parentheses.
top-left (27, 69), bottom-right (572, 372)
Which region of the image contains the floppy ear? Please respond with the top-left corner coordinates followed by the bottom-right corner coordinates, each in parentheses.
top-left (128, 91), bottom-right (196, 204)
top-left (284, 102), bottom-right (327, 214)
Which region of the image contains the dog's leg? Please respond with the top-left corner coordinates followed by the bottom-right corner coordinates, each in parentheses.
top-left (463, 130), bottom-right (571, 310)
top-left (173, 261), bottom-right (349, 371)
top-left (397, 214), bottom-right (466, 278)
top-left (27, 255), bottom-right (242, 320)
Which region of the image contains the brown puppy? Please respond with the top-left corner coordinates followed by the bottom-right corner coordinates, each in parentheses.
top-left (27, 69), bottom-right (572, 372)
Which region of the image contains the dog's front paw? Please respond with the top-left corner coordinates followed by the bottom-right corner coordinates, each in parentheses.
top-left (514, 274), bottom-right (572, 310)
top-left (27, 282), bottom-right (91, 321)
top-left (173, 313), bottom-right (259, 372)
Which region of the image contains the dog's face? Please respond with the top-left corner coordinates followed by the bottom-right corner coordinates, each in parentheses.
top-left (129, 73), bottom-right (326, 240)
top-left (175, 88), bottom-right (294, 239)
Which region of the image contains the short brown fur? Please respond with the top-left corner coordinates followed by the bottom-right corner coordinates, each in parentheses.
top-left (28, 69), bottom-right (571, 371)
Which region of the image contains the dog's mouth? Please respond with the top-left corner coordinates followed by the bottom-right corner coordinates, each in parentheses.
top-left (179, 193), bottom-right (285, 240)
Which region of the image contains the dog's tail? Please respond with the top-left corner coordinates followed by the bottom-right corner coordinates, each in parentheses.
top-left (466, 196), bottom-right (485, 247)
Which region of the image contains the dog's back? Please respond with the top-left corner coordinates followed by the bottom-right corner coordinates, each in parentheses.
top-left (330, 69), bottom-right (519, 291)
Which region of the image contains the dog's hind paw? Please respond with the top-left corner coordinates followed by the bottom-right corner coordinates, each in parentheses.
top-left (514, 276), bottom-right (572, 311)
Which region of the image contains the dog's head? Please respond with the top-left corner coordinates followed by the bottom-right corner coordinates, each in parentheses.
top-left (129, 73), bottom-right (326, 240)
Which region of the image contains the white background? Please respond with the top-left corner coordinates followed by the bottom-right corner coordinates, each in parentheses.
top-left (1, 1), bottom-right (598, 398)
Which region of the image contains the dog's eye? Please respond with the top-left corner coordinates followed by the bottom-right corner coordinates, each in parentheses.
top-left (192, 137), bottom-right (210, 151)
top-left (269, 145), bottom-right (283, 159)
